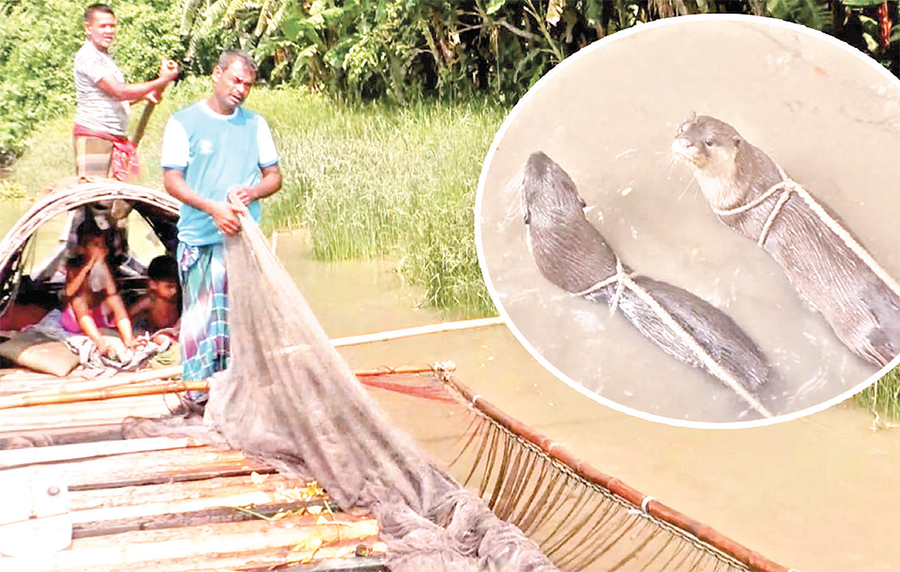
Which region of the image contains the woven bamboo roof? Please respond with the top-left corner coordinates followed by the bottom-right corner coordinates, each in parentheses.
top-left (0, 177), bottom-right (180, 312)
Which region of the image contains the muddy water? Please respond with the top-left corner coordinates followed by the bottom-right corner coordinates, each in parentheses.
top-left (1, 202), bottom-right (898, 571)
top-left (273, 232), bottom-right (900, 572)
top-left (477, 17), bottom-right (900, 425)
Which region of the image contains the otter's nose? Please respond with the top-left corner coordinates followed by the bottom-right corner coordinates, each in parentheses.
top-left (671, 137), bottom-right (694, 154)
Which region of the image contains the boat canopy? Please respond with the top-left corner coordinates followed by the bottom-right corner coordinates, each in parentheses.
top-left (0, 178), bottom-right (180, 315)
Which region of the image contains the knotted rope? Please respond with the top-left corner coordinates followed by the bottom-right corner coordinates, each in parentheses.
top-left (571, 258), bottom-right (773, 419)
top-left (714, 167), bottom-right (900, 299)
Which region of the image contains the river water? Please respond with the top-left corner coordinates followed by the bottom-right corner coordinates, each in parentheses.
top-left (1, 201), bottom-right (898, 572)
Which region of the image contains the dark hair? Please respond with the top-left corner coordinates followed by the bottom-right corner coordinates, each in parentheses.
top-left (68, 217), bottom-right (109, 269)
top-left (216, 50), bottom-right (259, 76)
top-left (148, 255), bottom-right (178, 282)
top-left (84, 3), bottom-right (114, 24)
top-left (75, 216), bottom-right (104, 247)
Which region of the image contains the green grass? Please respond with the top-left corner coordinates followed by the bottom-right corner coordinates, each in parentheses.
top-left (856, 366), bottom-right (900, 424)
top-left (250, 90), bottom-right (505, 317)
top-left (6, 80), bottom-right (505, 317)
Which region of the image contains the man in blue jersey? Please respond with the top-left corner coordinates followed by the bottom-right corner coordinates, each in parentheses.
top-left (159, 50), bottom-right (282, 408)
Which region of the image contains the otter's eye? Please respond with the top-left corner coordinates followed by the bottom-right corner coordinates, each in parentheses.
top-left (704, 137), bottom-right (715, 146)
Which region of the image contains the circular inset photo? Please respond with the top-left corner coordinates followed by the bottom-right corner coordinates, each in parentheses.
top-left (476, 14), bottom-right (900, 428)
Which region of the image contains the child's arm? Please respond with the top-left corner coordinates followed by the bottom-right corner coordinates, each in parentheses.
top-left (128, 296), bottom-right (151, 320)
top-left (105, 292), bottom-right (136, 347)
top-left (70, 294), bottom-right (109, 355)
top-left (91, 259), bottom-right (138, 348)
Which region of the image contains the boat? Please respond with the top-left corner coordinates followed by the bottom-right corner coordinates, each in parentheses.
top-left (0, 178), bottom-right (791, 571)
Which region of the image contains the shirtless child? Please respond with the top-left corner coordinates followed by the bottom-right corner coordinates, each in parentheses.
top-left (62, 225), bottom-right (136, 356)
top-left (128, 255), bottom-right (181, 344)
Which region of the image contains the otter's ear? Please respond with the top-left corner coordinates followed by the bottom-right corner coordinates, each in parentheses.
top-left (524, 208), bottom-right (531, 225)
top-left (578, 197), bottom-right (587, 210)
top-left (733, 136), bottom-right (742, 147)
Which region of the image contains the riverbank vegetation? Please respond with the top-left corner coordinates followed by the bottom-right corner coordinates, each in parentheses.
top-left (5, 79), bottom-right (504, 316)
top-left (3, 0), bottom-right (897, 166)
top-left (857, 367), bottom-right (900, 424)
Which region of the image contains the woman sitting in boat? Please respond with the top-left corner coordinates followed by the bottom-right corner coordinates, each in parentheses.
top-left (128, 254), bottom-right (181, 344)
top-left (61, 220), bottom-right (137, 356)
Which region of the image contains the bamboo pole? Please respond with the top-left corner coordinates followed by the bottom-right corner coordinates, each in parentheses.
top-left (6, 366), bottom-right (184, 399)
top-left (330, 316), bottom-right (505, 347)
top-left (0, 364), bottom-right (446, 410)
top-left (0, 379), bottom-right (208, 410)
top-left (441, 375), bottom-right (791, 572)
top-left (130, 102), bottom-right (156, 148)
top-left (70, 482), bottom-right (329, 532)
top-left (68, 473), bottom-right (318, 513)
top-left (3, 316), bottom-right (490, 399)
top-left (2, 513), bottom-right (380, 572)
top-left (0, 436), bottom-right (202, 470)
top-left (26, 446), bottom-right (272, 490)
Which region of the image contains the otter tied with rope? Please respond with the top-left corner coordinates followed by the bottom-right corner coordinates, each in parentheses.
top-left (517, 151), bottom-right (774, 418)
top-left (673, 114), bottom-right (900, 368)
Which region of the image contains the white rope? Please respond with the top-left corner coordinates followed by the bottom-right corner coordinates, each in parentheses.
top-left (713, 167), bottom-right (900, 299)
top-left (571, 260), bottom-right (773, 418)
top-left (572, 258), bottom-right (629, 315)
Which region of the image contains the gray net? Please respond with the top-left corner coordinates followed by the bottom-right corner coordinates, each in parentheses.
top-left (204, 215), bottom-right (558, 572)
top-left (443, 401), bottom-right (756, 572)
top-left (117, 212), bottom-right (780, 571)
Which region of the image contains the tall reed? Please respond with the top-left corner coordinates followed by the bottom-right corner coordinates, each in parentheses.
top-left (8, 82), bottom-right (505, 316)
top-left (247, 90), bottom-right (505, 316)
top-left (856, 366), bottom-right (900, 424)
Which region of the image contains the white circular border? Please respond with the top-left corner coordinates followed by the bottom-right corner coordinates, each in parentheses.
top-left (474, 13), bottom-right (900, 430)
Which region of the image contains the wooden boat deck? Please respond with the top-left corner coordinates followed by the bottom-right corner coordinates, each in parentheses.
top-left (0, 369), bottom-right (387, 572)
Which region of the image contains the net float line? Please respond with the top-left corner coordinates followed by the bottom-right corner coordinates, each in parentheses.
top-left (440, 372), bottom-right (791, 572)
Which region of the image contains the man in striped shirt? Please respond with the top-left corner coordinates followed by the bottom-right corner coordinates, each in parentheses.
top-left (74, 3), bottom-right (178, 180)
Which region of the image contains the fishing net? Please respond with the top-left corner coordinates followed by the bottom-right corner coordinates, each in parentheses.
top-left (438, 389), bottom-right (762, 572)
top-left (204, 215), bottom-right (557, 572)
top-left (118, 212), bottom-right (782, 571)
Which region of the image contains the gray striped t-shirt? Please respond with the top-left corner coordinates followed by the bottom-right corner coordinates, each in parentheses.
top-left (74, 41), bottom-right (129, 136)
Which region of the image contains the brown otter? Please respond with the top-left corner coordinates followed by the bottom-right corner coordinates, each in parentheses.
top-left (519, 151), bottom-right (775, 417)
top-left (672, 114), bottom-right (900, 368)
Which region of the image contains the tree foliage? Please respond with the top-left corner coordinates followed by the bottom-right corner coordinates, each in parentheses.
top-left (180, 0), bottom-right (760, 102)
top-left (0, 0), bottom-right (183, 167)
top-left (176, 0), bottom-right (897, 105)
top-left (1, 0), bottom-right (897, 165)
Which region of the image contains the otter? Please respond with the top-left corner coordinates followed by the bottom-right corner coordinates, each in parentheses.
top-left (672, 114), bottom-right (900, 368)
top-left (519, 151), bottom-right (775, 417)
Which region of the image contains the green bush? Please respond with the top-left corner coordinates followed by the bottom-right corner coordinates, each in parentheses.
top-left (0, 0), bottom-right (182, 167)
top-left (0, 0), bottom-right (83, 165)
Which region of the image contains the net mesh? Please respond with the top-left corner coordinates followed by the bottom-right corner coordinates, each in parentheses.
top-left (442, 401), bottom-right (754, 572)
top-left (205, 216), bottom-right (558, 571)
top-left (123, 212), bottom-right (772, 571)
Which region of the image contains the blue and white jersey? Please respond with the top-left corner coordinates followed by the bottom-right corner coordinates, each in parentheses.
top-left (160, 100), bottom-right (279, 246)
